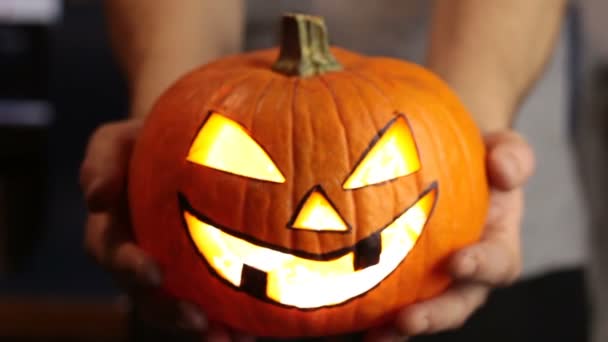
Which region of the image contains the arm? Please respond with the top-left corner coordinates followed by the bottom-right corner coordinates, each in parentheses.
top-left (81, 1), bottom-right (245, 336)
top-left (105, 0), bottom-right (244, 118)
top-left (365, 1), bottom-right (548, 338)
top-left (426, 0), bottom-right (567, 131)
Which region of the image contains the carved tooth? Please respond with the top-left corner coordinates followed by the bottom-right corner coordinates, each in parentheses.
top-left (353, 232), bottom-right (382, 271)
top-left (240, 264), bottom-right (269, 299)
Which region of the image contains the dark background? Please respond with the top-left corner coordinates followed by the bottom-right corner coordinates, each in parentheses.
top-left (0, 1), bottom-right (125, 296)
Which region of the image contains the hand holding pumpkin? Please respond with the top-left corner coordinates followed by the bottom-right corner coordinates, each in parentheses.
top-left (364, 131), bottom-right (535, 341)
top-left (79, 119), bottom-right (218, 337)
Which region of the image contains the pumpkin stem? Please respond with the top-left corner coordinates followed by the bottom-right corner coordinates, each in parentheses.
top-left (272, 13), bottom-right (343, 77)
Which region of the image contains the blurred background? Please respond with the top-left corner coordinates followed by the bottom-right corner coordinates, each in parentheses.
top-left (0, 0), bottom-right (606, 341)
top-left (0, 0), bottom-right (128, 340)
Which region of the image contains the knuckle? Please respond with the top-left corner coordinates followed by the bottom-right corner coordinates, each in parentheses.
top-left (481, 237), bottom-right (522, 286)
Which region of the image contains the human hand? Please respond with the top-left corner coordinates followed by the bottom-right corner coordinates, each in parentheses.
top-left (363, 131), bottom-right (535, 342)
top-left (80, 119), bottom-right (255, 341)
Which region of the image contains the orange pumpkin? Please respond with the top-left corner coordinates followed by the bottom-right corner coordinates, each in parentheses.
top-left (129, 14), bottom-right (489, 338)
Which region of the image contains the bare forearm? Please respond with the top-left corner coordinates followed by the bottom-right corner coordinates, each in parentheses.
top-left (426, 0), bottom-right (566, 132)
top-left (104, 0), bottom-right (244, 117)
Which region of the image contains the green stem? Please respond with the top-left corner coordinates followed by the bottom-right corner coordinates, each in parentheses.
top-left (272, 13), bottom-right (343, 77)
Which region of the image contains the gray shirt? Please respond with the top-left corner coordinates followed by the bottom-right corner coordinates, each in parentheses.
top-left (578, 1), bottom-right (608, 341)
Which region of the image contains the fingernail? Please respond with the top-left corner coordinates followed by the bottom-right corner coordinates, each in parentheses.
top-left (179, 302), bottom-right (207, 331)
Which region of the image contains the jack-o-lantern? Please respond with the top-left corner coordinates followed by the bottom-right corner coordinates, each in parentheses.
top-left (129, 14), bottom-right (489, 338)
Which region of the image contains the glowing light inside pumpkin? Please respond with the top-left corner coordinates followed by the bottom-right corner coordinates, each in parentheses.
top-left (343, 115), bottom-right (421, 190)
top-left (184, 187), bottom-right (436, 309)
top-left (291, 188), bottom-right (348, 232)
top-left (187, 113), bottom-right (285, 183)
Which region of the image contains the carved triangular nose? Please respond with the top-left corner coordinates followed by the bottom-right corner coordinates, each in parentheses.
top-left (289, 186), bottom-right (349, 232)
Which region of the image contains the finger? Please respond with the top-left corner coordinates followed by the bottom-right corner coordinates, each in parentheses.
top-left (449, 235), bottom-right (521, 286)
top-left (84, 212), bottom-right (161, 288)
top-left (395, 283), bottom-right (488, 336)
top-left (80, 119), bottom-right (143, 212)
top-left (450, 190), bottom-right (523, 285)
top-left (484, 131), bottom-right (535, 191)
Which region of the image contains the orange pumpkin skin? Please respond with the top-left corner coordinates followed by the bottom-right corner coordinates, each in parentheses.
top-left (129, 46), bottom-right (489, 337)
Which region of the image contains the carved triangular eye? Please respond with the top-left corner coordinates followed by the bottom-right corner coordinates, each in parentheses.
top-left (343, 114), bottom-right (421, 190)
top-left (187, 113), bottom-right (285, 183)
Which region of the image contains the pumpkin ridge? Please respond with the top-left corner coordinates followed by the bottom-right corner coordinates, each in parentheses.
top-left (289, 78), bottom-right (300, 256)
top-left (389, 75), bottom-right (485, 284)
top-left (393, 76), bottom-right (479, 228)
top-left (351, 70), bottom-right (431, 307)
top-left (344, 69), bottom-right (405, 167)
top-left (216, 71), bottom-right (277, 115)
top-left (242, 76), bottom-right (277, 325)
top-left (179, 69), bottom-right (260, 161)
top-left (354, 69), bottom-right (430, 220)
top-left (199, 71), bottom-right (273, 257)
top-left (382, 75), bottom-right (466, 177)
top-left (340, 70), bottom-right (401, 238)
top-left (408, 99), bottom-right (447, 299)
top-left (242, 76), bottom-right (277, 268)
top-left (316, 75), bottom-right (361, 249)
top-left (205, 70), bottom-right (260, 115)
top-left (337, 72), bottom-right (400, 264)
top-left (359, 70), bottom-right (430, 193)
top-left (344, 69), bottom-right (394, 109)
top-left (363, 74), bottom-right (453, 300)
top-left (337, 71), bottom-right (383, 136)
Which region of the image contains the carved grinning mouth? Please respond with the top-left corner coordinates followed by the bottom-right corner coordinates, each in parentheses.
top-left (180, 182), bottom-right (437, 309)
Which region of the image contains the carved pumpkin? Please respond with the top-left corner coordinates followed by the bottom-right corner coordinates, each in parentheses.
top-left (129, 14), bottom-right (489, 338)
